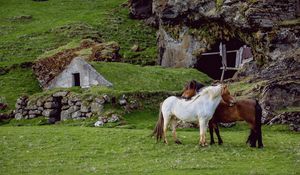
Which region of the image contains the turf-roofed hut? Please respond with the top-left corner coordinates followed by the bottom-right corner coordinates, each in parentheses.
top-left (33, 56), bottom-right (112, 90)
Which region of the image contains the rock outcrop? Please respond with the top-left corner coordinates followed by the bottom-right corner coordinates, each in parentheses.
top-left (151, 0), bottom-right (300, 68)
top-left (268, 112), bottom-right (300, 132)
top-left (130, 0), bottom-right (300, 125)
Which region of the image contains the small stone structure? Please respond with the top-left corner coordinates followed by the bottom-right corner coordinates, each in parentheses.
top-left (46, 57), bottom-right (112, 89)
top-left (14, 92), bottom-right (108, 121)
top-left (14, 91), bottom-right (177, 122)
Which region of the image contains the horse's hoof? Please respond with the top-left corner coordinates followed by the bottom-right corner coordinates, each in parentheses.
top-left (200, 143), bottom-right (208, 147)
top-left (258, 145), bottom-right (264, 148)
top-left (218, 142), bottom-right (223, 145)
top-left (175, 140), bottom-right (182, 144)
top-left (250, 144), bottom-right (256, 148)
top-left (210, 142), bottom-right (215, 145)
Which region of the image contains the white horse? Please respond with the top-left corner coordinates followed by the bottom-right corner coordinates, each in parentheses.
top-left (153, 84), bottom-right (232, 146)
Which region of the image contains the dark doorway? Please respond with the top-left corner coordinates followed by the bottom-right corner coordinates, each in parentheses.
top-left (194, 38), bottom-right (246, 80)
top-left (73, 73), bottom-right (80, 86)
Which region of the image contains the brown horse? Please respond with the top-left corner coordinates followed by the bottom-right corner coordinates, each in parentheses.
top-left (181, 80), bottom-right (205, 100)
top-left (209, 99), bottom-right (263, 148)
top-left (182, 81), bottom-right (263, 148)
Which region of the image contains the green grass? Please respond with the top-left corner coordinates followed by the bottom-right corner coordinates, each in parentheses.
top-left (0, 123), bottom-right (299, 174)
top-left (0, 67), bottom-right (41, 111)
top-left (92, 62), bottom-right (211, 91)
top-left (0, 0), bottom-right (157, 67)
top-left (0, 0), bottom-right (157, 112)
top-left (27, 61), bottom-right (211, 103)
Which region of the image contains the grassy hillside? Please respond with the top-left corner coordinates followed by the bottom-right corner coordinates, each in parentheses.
top-left (0, 67), bottom-right (41, 111)
top-left (0, 123), bottom-right (299, 174)
top-left (0, 0), bottom-right (157, 111)
top-left (0, 0), bottom-right (156, 67)
top-left (92, 62), bottom-right (211, 91)
top-left (1, 61), bottom-right (211, 111)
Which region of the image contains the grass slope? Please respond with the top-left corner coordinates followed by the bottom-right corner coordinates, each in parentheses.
top-left (1, 61), bottom-right (211, 112)
top-left (0, 124), bottom-right (299, 174)
top-left (0, 0), bottom-right (156, 67)
top-left (92, 62), bottom-right (211, 91)
top-left (0, 0), bottom-right (157, 111)
top-left (0, 67), bottom-right (41, 111)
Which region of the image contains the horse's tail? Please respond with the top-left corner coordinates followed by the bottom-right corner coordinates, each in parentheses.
top-left (152, 103), bottom-right (164, 142)
top-left (255, 100), bottom-right (263, 148)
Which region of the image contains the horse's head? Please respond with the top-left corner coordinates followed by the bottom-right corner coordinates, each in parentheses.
top-left (181, 80), bottom-right (197, 99)
top-left (221, 84), bottom-right (236, 106)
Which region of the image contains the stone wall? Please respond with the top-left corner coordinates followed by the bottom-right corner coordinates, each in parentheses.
top-left (14, 91), bottom-right (178, 122)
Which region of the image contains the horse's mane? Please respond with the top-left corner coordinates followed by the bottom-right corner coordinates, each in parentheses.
top-left (190, 85), bottom-right (221, 102)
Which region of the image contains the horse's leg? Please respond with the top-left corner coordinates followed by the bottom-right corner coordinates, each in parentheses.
top-left (199, 118), bottom-right (209, 146)
top-left (170, 118), bottom-right (181, 144)
top-left (215, 124), bottom-right (223, 145)
top-left (163, 114), bottom-right (171, 144)
top-left (257, 126), bottom-right (263, 148)
top-left (249, 129), bottom-right (257, 147)
top-left (209, 121), bottom-right (215, 145)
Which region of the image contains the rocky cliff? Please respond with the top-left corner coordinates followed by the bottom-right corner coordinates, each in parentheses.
top-left (130, 0), bottom-right (300, 122)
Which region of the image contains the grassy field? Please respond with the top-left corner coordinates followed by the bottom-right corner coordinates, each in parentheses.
top-left (0, 114), bottom-right (299, 175)
top-left (0, 0), bottom-right (157, 111)
top-left (0, 0), bottom-right (156, 67)
top-left (92, 62), bottom-right (211, 91)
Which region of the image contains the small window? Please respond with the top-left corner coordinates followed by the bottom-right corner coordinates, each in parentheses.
top-left (73, 73), bottom-right (80, 86)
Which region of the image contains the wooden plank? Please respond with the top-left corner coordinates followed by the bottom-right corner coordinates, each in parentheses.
top-left (220, 68), bottom-right (225, 82)
top-left (201, 52), bottom-right (220, 55)
top-left (221, 44), bottom-right (227, 67)
top-left (220, 67), bottom-right (240, 70)
top-left (201, 50), bottom-right (238, 56)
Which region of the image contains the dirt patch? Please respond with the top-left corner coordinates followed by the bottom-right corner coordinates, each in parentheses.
top-left (9, 15), bottom-right (33, 22)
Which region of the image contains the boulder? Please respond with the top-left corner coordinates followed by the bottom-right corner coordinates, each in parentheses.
top-left (42, 109), bottom-right (58, 117)
top-left (44, 102), bottom-right (59, 109)
top-left (75, 101), bottom-right (82, 106)
top-left (86, 113), bottom-right (93, 118)
top-left (28, 115), bottom-right (36, 119)
top-left (0, 103), bottom-right (7, 110)
top-left (72, 111), bottom-right (82, 119)
top-left (61, 97), bottom-right (68, 105)
top-left (90, 102), bottom-right (103, 115)
top-left (60, 106), bottom-right (79, 120)
top-left (95, 97), bottom-right (105, 105)
top-left (128, 0), bottom-right (153, 19)
top-left (107, 114), bottom-right (120, 123)
top-left (102, 95), bottom-right (110, 103)
top-left (15, 113), bottom-right (23, 120)
top-left (62, 105), bottom-right (70, 110)
top-left (131, 44), bottom-right (141, 52)
top-left (53, 91), bottom-right (69, 97)
top-left (90, 42), bottom-right (121, 62)
top-left (268, 112), bottom-right (300, 132)
top-left (94, 120), bottom-right (104, 127)
top-left (80, 103), bottom-right (90, 113)
top-left (36, 100), bottom-right (44, 107)
top-left (61, 110), bottom-right (72, 121)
